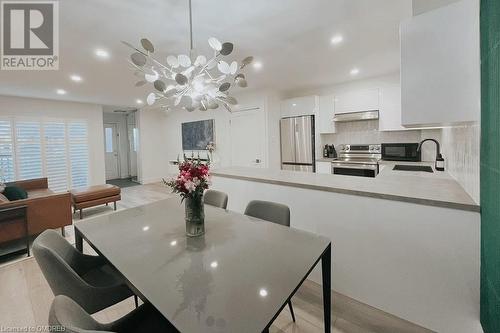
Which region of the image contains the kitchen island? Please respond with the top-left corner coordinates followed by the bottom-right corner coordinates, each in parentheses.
top-left (211, 166), bottom-right (481, 333)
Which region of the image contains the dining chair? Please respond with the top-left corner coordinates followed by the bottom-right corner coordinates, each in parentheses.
top-left (33, 229), bottom-right (136, 314)
top-left (244, 200), bottom-right (296, 322)
top-left (49, 295), bottom-right (177, 333)
top-left (204, 189), bottom-right (229, 209)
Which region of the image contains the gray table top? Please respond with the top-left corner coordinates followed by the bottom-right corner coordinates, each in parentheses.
top-left (75, 198), bottom-right (330, 333)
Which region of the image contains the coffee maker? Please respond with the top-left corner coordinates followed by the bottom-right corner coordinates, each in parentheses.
top-left (323, 145), bottom-right (337, 158)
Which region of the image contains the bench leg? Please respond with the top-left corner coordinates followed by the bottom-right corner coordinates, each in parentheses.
top-left (114, 202), bottom-right (117, 211)
top-left (106, 202), bottom-right (108, 206)
top-left (61, 227), bottom-right (65, 237)
top-left (80, 209), bottom-right (83, 220)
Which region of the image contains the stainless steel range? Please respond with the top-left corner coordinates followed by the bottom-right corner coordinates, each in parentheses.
top-left (332, 144), bottom-right (381, 178)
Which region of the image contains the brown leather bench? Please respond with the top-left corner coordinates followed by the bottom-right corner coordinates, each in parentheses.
top-left (70, 185), bottom-right (121, 219)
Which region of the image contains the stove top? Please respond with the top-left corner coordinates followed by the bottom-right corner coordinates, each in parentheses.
top-left (331, 144), bottom-right (382, 178)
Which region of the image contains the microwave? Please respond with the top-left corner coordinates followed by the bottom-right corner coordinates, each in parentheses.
top-left (381, 143), bottom-right (421, 162)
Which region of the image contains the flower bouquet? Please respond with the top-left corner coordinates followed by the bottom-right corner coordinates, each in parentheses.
top-left (164, 156), bottom-right (210, 237)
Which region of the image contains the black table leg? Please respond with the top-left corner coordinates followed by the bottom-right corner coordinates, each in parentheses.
top-left (322, 244), bottom-right (331, 333)
top-left (75, 228), bottom-right (83, 252)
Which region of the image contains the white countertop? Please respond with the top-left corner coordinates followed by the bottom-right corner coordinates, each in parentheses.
top-left (212, 162), bottom-right (479, 212)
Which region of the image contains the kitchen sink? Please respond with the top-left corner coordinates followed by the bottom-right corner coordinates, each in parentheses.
top-left (393, 165), bottom-right (434, 173)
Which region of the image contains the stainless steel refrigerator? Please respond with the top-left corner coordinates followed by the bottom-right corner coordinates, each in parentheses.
top-left (280, 115), bottom-right (315, 172)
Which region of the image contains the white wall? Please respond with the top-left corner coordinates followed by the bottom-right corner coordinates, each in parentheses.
top-left (136, 91), bottom-right (282, 183)
top-left (102, 112), bottom-right (130, 178)
top-left (136, 109), bottom-right (170, 184)
top-left (0, 95), bottom-right (105, 186)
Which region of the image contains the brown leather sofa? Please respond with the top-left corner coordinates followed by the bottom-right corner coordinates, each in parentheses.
top-left (0, 178), bottom-right (72, 245)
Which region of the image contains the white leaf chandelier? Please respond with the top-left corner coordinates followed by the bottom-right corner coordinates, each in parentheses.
top-left (123, 0), bottom-right (253, 112)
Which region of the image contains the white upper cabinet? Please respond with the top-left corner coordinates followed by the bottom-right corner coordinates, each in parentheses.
top-left (334, 89), bottom-right (380, 115)
top-left (400, 0), bottom-right (480, 127)
top-left (318, 94), bottom-right (335, 134)
top-left (379, 85), bottom-right (406, 131)
top-left (280, 96), bottom-right (318, 118)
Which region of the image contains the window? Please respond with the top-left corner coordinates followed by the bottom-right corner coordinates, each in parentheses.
top-left (44, 122), bottom-right (68, 192)
top-left (68, 122), bottom-right (89, 188)
top-left (0, 120), bottom-right (14, 182)
top-left (16, 121), bottom-right (42, 180)
top-left (105, 127), bottom-right (113, 153)
top-left (132, 128), bottom-right (139, 152)
top-left (0, 117), bottom-right (89, 190)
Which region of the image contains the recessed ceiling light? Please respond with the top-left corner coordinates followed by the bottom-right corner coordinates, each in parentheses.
top-left (136, 99), bottom-right (144, 105)
top-left (210, 261), bottom-right (218, 268)
top-left (253, 61), bottom-right (262, 70)
top-left (259, 288), bottom-right (268, 297)
top-left (70, 74), bottom-right (82, 82)
top-left (292, 103), bottom-right (297, 107)
top-left (331, 34), bottom-right (343, 45)
top-left (56, 89), bottom-right (67, 95)
top-left (142, 226), bottom-right (149, 231)
top-left (170, 240), bottom-right (177, 246)
top-left (95, 49), bottom-right (110, 59)
top-left (350, 68), bottom-right (360, 75)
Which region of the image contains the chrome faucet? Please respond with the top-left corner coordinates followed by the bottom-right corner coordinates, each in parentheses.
top-left (417, 139), bottom-right (445, 171)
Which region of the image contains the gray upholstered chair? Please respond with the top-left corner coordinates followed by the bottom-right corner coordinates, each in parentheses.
top-left (49, 295), bottom-right (176, 333)
top-left (244, 200), bottom-right (295, 322)
top-left (33, 230), bottom-right (134, 314)
top-left (204, 190), bottom-right (228, 209)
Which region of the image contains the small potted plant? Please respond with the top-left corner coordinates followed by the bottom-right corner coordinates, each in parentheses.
top-left (164, 156), bottom-right (210, 237)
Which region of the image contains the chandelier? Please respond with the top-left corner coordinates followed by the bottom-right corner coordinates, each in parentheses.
top-left (123, 0), bottom-right (253, 112)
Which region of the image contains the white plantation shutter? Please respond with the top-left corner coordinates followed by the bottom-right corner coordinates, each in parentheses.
top-left (15, 121), bottom-right (43, 180)
top-left (68, 122), bottom-right (89, 188)
top-left (44, 122), bottom-right (68, 191)
top-left (0, 119), bottom-right (15, 182)
top-left (0, 118), bottom-right (90, 189)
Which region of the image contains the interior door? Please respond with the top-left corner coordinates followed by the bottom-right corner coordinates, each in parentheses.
top-left (104, 123), bottom-right (119, 180)
top-left (230, 108), bottom-right (265, 168)
top-left (127, 124), bottom-right (138, 177)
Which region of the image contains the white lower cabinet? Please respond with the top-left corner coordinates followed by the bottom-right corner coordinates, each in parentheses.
top-left (316, 161), bottom-right (332, 174)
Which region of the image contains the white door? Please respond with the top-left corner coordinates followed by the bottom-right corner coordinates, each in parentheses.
top-left (104, 123), bottom-right (119, 180)
top-left (230, 109), bottom-right (265, 168)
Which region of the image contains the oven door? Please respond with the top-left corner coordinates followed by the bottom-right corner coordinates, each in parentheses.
top-left (332, 162), bottom-right (378, 178)
top-left (381, 143), bottom-right (421, 161)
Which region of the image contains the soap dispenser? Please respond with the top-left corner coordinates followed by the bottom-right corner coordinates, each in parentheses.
top-left (435, 153), bottom-right (445, 171)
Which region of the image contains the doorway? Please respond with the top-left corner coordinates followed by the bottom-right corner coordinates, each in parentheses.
top-left (230, 107), bottom-right (266, 168)
top-left (102, 108), bottom-right (140, 188)
top-left (104, 123), bottom-right (119, 180)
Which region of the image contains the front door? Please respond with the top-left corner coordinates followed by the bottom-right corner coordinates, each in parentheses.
top-left (104, 123), bottom-right (119, 180)
top-left (230, 108), bottom-right (265, 168)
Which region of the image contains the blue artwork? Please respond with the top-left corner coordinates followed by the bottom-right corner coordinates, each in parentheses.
top-left (181, 119), bottom-right (215, 151)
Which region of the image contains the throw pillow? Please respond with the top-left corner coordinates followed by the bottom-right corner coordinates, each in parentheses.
top-left (0, 193), bottom-right (9, 203)
top-left (3, 186), bottom-right (28, 201)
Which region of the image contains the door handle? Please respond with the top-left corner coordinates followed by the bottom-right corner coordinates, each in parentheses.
top-left (255, 159), bottom-right (261, 164)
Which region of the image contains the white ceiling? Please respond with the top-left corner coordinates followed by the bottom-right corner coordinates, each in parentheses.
top-left (0, 0), bottom-right (412, 107)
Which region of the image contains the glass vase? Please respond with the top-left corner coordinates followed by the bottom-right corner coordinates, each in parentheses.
top-left (185, 195), bottom-right (205, 237)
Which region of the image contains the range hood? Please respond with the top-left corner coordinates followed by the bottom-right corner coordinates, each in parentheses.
top-left (333, 110), bottom-right (379, 122)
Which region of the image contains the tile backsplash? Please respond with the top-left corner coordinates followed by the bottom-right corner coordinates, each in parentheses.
top-left (440, 123), bottom-right (480, 203)
top-left (321, 120), bottom-right (480, 203)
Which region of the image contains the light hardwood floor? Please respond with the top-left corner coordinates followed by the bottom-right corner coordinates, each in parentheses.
top-left (0, 183), bottom-right (434, 333)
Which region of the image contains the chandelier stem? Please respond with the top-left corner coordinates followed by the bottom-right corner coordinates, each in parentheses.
top-left (188, 0), bottom-right (193, 51)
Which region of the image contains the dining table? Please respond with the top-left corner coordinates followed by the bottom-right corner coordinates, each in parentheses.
top-left (74, 198), bottom-right (332, 333)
